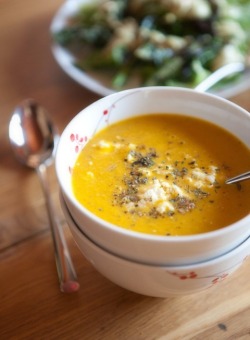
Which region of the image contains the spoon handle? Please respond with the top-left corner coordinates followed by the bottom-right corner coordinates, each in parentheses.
top-left (226, 171), bottom-right (250, 184)
top-left (195, 62), bottom-right (245, 93)
top-left (36, 163), bottom-right (80, 293)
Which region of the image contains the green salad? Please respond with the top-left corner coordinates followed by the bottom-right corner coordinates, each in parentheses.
top-left (53, 0), bottom-right (250, 90)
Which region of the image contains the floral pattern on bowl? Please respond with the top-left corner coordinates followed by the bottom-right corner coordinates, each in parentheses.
top-left (60, 192), bottom-right (250, 297)
top-left (66, 89), bottom-right (142, 174)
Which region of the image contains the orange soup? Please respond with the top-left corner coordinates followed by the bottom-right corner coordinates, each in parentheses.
top-left (71, 114), bottom-right (250, 236)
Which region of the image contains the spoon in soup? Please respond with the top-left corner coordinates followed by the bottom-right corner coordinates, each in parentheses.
top-left (194, 62), bottom-right (250, 185)
top-left (8, 99), bottom-right (80, 293)
top-left (226, 171), bottom-right (250, 184)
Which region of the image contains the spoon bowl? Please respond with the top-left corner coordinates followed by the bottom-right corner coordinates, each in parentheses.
top-left (9, 99), bottom-right (56, 167)
top-left (9, 99), bottom-right (79, 293)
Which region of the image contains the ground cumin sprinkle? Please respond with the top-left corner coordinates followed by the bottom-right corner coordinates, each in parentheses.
top-left (113, 143), bottom-right (219, 218)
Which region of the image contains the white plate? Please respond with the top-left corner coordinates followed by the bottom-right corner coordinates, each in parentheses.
top-left (50, 0), bottom-right (250, 98)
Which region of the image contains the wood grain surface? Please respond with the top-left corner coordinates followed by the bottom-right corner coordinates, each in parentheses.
top-left (0, 1), bottom-right (249, 339)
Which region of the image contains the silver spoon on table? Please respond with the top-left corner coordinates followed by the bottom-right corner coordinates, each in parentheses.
top-left (9, 99), bottom-right (80, 293)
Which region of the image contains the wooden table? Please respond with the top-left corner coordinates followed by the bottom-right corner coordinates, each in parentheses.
top-left (0, 1), bottom-right (249, 339)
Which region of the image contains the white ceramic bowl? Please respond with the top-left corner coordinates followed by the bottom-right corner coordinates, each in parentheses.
top-left (56, 87), bottom-right (250, 265)
top-left (61, 195), bottom-right (250, 298)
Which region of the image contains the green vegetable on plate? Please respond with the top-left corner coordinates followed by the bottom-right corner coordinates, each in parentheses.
top-left (53, 0), bottom-right (250, 90)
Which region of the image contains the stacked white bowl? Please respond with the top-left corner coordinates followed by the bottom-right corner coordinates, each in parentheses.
top-left (56, 87), bottom-right (250, 297)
